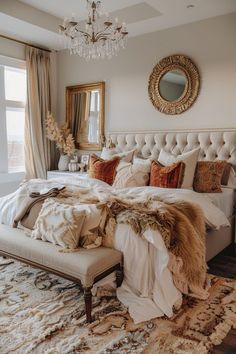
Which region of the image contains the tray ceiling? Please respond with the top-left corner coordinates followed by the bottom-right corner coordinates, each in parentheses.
top-left (0, 0), bottom-right (236, 50)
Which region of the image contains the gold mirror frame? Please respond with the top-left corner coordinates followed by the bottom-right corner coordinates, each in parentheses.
top-left (66, 82), bottom-right (105, 150)
top-left (148, 54), bottom-right (200, 115)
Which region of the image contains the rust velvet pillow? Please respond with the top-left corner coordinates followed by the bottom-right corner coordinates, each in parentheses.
top-left (221, 162), bottom-right (231, 185)
top-left (149, 161), bottom-right (185, 188)
top-left (89, 154), bottom-right (120, 185)
top-left (193, 160), bottom-right (227, 193)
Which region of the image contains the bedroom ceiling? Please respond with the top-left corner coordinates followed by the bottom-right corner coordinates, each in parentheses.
top-left (0, 0), bottom-right (236, 51)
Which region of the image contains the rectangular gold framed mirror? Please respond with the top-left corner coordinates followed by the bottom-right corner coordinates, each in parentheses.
top-left (66, 82), bottom-right (105, 150)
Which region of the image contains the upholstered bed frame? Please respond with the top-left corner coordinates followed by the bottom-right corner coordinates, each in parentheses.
top-left (107, 128), bottom-right (236, 261)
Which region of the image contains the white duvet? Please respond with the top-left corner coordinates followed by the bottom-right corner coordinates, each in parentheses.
top-left (0, 177), bottom-right (230, 324)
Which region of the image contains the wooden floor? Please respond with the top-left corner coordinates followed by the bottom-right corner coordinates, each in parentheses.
top-left (207, 243), bottom-right (236, 354)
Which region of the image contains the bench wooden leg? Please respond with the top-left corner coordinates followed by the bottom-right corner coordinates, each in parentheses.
top-left (84, 287), bottom-right (92, 323)
top-left (115, 265), bottom-right (124, 287)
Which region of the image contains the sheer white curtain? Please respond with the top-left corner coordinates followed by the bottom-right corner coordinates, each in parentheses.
top-left (24, 46), bottom-right (54, 179)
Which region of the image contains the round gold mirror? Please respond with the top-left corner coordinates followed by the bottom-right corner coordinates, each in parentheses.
top-left (148, 54), bottom-right (200, 115)
top-left (159, 69), bottom-right (187, 102)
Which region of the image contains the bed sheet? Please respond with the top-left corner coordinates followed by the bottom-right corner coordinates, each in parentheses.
top-left (205, 187), bottom-right (235, 218)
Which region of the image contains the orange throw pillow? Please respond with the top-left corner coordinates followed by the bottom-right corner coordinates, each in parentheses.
top-left (89, 154), bottom-right (120, 185)
top-left (150, 161), bottom-right (185, 188)
top-left (193, 160), bottom-right (227, 193)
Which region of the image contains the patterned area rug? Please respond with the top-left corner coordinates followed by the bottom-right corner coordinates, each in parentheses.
top-left (0, 257), bottom-right (236, 354)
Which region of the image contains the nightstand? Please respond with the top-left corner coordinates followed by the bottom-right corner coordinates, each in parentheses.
top-left (47, 170), bottom-right (88, 180)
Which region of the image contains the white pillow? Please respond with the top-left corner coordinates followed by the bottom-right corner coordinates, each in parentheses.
top-left (101, 148), bottom-right (135, 163)
top-left (116, 161), bottom-right (132, 172)
top-left (74, 204), bottom-right (104, 236)
top-left (158, 148), bottom-right (200, 189)
top-left (133, 157), bottom-right (152, 173)
top-left (113, 163), bottom-right (149, 188)
top-left (31, 199), bottom-right (86, 249)
top-left (227, 167), bottom-right (236, 189)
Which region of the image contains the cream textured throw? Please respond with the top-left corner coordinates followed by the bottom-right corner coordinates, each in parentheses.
top-left (31, 198), bottom-right (86, 249)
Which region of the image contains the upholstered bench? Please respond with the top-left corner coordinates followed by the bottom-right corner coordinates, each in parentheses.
top-left (0, 224), bottom-right (123, 322)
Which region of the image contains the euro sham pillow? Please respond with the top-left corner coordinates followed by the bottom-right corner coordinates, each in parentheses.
top-left (31, 198), bottom-right (86, 249)
top-left (133, 157), bottom-right (152, 173)
top-left (193, 160), bottom-right (227, 193)
top-left (226, 166), bottom-right (236, 189)
top-left (101, 148), bottom-right (135, 163)
top-left (113, 161), bottom-right (150, 188)
top-left (149, 161), bottom-right (185, 188)
top-left (89, 154), bottom-right (120, 185)
top-left (158, 147), bottom-right (200, 189)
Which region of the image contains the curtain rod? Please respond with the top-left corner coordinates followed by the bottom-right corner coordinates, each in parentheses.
top-left (0, 34), bottom-right (51, 53)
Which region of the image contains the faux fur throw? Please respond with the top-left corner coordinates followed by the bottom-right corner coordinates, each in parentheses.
top-left (102, 197), bottom-right (207, 290)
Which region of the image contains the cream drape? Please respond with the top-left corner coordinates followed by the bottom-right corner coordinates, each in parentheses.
top-left (25, 46), bottom-right (53, 179)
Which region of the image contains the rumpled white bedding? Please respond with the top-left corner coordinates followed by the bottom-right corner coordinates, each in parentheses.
top-left (205, 187), bottom-right (235, 218)
top-left (0, 177), bottom-right (109, 226)
top-left (115, 225), bottom-right (182, 323)
top-left (0, 177), bottom-right (231, 324)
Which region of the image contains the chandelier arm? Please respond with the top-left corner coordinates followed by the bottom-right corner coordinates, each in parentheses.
top-left (97, 36), bottom-right (119, 42)
top-left (75, 29), bottom-right (93, 40)
top-left (94, 25), bottom-right (111, 39)
top-left (95, 31), bottom-right (125, 42)
top-left (94, 27), bottom-right (123, 41)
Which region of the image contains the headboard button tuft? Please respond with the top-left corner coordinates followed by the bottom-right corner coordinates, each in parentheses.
top-left (108, 131), bottom-right (236, 169)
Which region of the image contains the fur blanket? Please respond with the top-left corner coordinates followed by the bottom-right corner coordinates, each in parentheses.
top-left (103, 197), bottom-right (206, 291)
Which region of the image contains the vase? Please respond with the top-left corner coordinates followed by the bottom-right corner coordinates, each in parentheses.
top-left (58, 154), bottom-right (70, 171)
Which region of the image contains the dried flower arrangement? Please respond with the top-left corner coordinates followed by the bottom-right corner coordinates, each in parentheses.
top-left (45, 113), bottom-right (75, 156)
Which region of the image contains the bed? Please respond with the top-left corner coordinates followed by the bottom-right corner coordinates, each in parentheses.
top-left (107, 129), bottom-right (236, 260)
top-left (0, 128), bottom-right (235, 324)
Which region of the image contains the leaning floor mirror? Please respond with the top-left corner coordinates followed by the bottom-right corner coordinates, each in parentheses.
top-left (66, 82), bottom-right (105, 150)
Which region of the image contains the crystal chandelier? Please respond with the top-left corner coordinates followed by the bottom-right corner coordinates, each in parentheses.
top-left (59, 0), bottom-right (128, 60)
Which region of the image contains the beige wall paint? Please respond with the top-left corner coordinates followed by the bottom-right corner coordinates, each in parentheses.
top-left (57, 12), bottom-right (236, 133)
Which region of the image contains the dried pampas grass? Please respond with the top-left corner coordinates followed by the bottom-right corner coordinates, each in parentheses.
top-left (46, 113), bottom-right (75, 156)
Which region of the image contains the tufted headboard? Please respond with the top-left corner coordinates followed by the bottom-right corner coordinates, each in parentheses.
top-left (107, 129), bottom-right (236, 168)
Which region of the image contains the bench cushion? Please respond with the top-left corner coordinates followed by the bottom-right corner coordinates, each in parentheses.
top-left (0, 224), bottom-right (122, 287)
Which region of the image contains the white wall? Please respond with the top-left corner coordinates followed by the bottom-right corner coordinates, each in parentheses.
top-left (57, 12), bottom-right (236, 133)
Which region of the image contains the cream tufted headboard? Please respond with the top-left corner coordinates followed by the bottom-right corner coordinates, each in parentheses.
top-left (107, 129), bottom-right (236, 167)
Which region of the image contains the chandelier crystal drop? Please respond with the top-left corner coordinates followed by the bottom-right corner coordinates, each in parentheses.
top-left (59, 0), bottom-right (128, 60)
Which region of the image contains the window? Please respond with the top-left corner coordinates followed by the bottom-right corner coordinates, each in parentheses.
top-left (0, 56), bottom-right (26, 173)
top-left (88, 90), bottom-right (99, 143)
